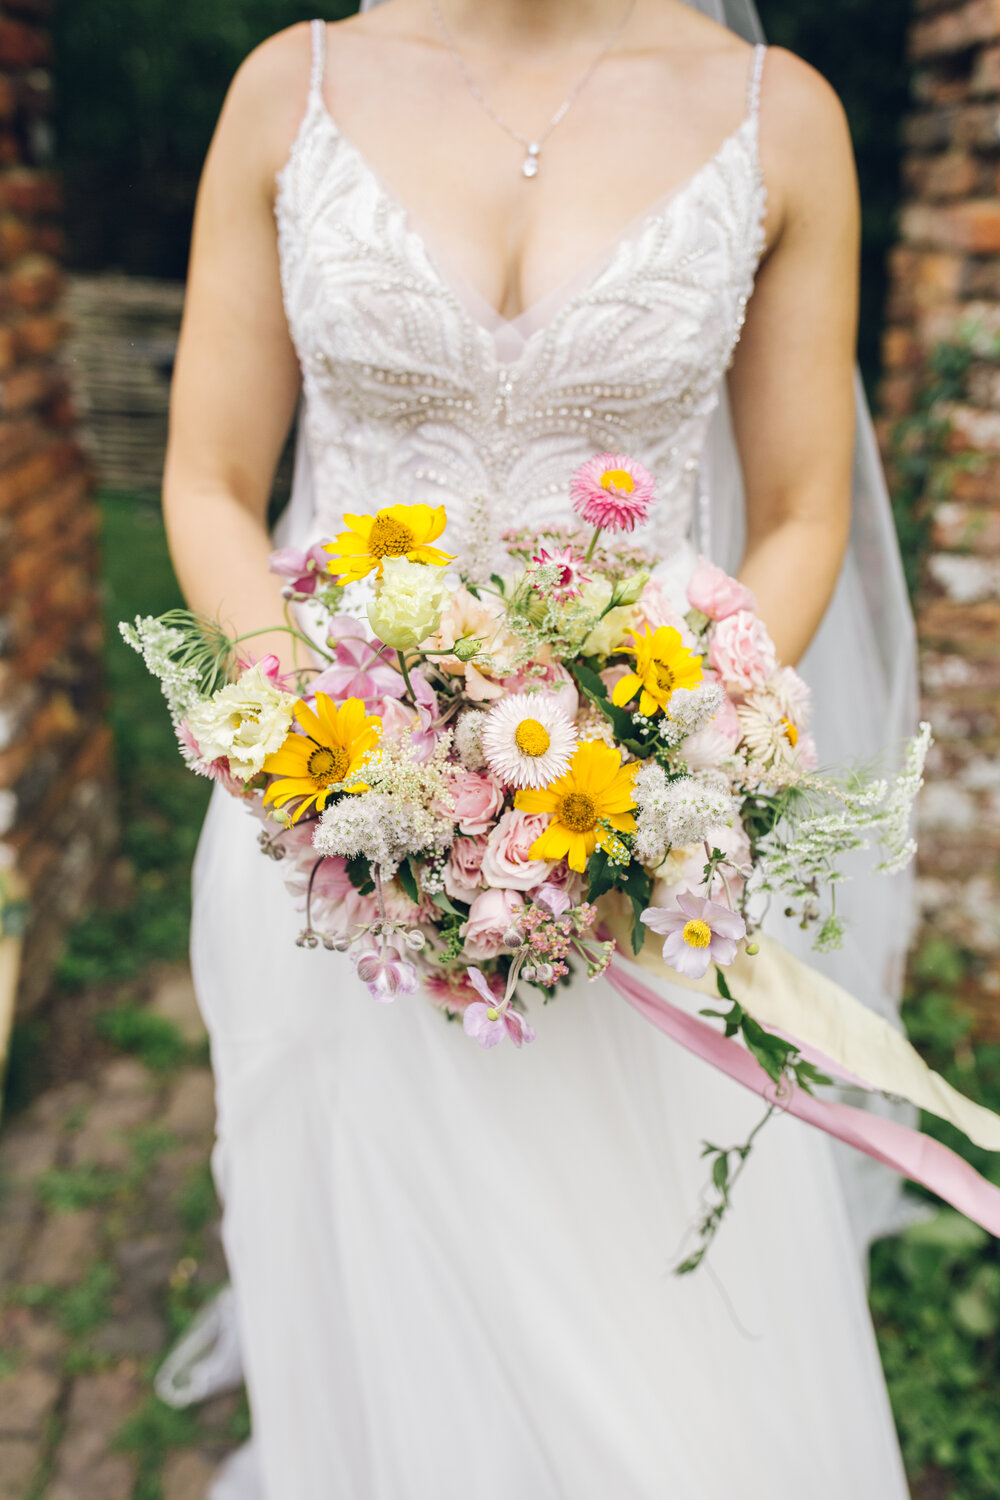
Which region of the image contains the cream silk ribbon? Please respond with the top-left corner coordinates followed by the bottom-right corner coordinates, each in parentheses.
top-left (603, 904), bottom-right (1000, 1153)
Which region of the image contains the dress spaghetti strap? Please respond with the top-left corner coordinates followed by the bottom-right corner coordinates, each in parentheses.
top-left (309, 18), bottom-right (327, 104)
top-left (746, 42), bottom-right (767, 124)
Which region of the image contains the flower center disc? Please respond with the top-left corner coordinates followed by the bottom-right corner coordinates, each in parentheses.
top-left (780, 717), bottom-right (799, 747)
top-left (654, 662), bottom-right (676, 693)
top-left (682, 918), bottom-right (713, 950)
top-left (558, 791), bottom-right (598, 833)
top-left (514, 718), bottom-right (552, 757)
top-left (368, 514), bottom-right (415, 559)
top-left (307, 745), bottom-right (350, 786)
top-left (600, 467), bottom-right (635, 495)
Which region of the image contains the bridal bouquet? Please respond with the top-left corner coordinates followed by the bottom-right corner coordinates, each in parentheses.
top-left (124, 456), bottom-right (927, 1040)
top-left (125, 455), bottom-right (966, 1267)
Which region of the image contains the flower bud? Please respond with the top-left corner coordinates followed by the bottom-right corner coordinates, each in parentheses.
top-left (453, 635), bottom-right (484, 663)
top-left (354, 946), bottom-right (420, 1003)
top-left (405, 929), bottom-right (426, 952)
top-left (502, 927), bottom-right (524, 950)
top-left (614, 569), bottom-right (650, 606)
top-left (745, 941), bottom-right (760, 957)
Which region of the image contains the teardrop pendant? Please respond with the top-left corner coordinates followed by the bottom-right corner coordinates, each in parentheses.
top-left (521, 142), bottom-right (541, 180)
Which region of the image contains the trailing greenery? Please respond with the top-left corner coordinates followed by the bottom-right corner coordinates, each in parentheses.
top-left (884, 334), bottom-right (982, 601)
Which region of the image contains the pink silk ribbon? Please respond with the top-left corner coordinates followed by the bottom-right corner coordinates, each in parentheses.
top-left (606, 960), bottom-right (1000, 1237)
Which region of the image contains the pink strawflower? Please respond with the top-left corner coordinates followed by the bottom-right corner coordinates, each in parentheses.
top-left (570, 453), bottom-right (656, 534)
top-left (641, 892), bottom-right (746, 981)
top-left (269, 542), bottom-right (332, 596)
top-left (531, 545), bottom-right (591, 599)
top-left (462, 968), bottom-right (536, 1049)
top-left (354, 945), bottom-right (419, 1004)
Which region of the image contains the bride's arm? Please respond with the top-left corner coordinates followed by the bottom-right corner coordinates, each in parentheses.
top-left (726, 49), bottom-right (861, 667)
top-left (163, 27), bottom-right (314, 672)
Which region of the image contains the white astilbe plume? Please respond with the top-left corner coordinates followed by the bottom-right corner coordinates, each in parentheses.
top-left (633, 765), bottom-right (738, 867)
top-left (315, 727), bottom-right (458, 877)
top-left (659, 682), bottom-right (725, 747)
top-left (454, 710), bottom-right (488, 770)
top-left (315, 793), bottom-right (445, 878)
top-left (119, 616), bottom-right (204, 725)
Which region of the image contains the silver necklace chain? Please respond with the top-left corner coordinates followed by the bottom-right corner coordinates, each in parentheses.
top-left (429, 0), bottom-right (638, 179)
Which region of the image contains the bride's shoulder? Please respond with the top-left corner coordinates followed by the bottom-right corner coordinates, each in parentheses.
top-left (757, 48), bottom-right (857, 222)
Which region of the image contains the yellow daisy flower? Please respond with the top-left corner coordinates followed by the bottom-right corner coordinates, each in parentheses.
top-left (325, 504), bottom-right (454, 584)
top-left (515, 740), bottom-right (638, 874)
top-left (611, 626), bottom-right (703, 718)
top-left (263, 694), bottom-right (381, 822)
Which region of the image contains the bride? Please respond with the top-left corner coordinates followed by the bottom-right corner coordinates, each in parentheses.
top-left (162, 0), bottom-right (916, 1495)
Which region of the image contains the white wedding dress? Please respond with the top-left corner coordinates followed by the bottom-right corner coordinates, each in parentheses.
top-left (190, 24), bottom-right (911, 1498)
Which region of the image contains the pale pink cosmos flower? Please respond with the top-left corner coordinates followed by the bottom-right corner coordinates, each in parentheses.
top-left (311, 615), bottom-right (405, 704)
top-left (462, 967), bottom-right (536, 1049)
top-left (641, 892), bottom-right (746, 981)
top-left (570, 453), bottom-right (656, 534)
top-left (269, 542), bottom-right (332, 596)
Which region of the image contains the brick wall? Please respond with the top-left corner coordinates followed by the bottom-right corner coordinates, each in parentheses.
top-left (0, 0), bottom-right (114, 1020)
top-left (882, 0), bottom-right (1000, 1017)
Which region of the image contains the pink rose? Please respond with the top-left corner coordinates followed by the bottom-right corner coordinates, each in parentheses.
top-left (480, 810), bottom-right (551, 892)
top-left (682, 693), bottom-right (742, 771)
top-left (708, 611), bottom-right (777, 693)
top-left (503, 662), bottom-right (580, 720)
top-left (687, 557), bottom-right (757, 621)
top-left (460, 888), bottom-right (524, 960)
top-left (452, 771), bottom-right (505, 835)
top-left (633, 577), bottom-right (689, 638)
top-left (444, 835), bottom-right (488, 904)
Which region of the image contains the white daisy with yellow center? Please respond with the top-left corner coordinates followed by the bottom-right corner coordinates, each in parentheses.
top-left (481, 692), bottom-right (579, 790)
top-left (737, 691), bottom-right (804, 771)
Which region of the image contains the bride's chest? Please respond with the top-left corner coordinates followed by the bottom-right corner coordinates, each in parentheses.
top-left (275, 109), bottom-right (766, 433)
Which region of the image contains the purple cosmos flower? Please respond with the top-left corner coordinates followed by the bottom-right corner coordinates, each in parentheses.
top-left (461, 967), bottom-right (536, 1049)
top-left (354, 946), bottom-right (419, 1003)
top-left (640, 892), bottom-right (746, 981)
top-left (269, 542), bottom-right (332, 596)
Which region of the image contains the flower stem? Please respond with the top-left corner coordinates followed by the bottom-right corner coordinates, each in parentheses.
top-left (396, 650), bottom-right (417, 703)
top-left (584, 525), bottom-right (603, 563)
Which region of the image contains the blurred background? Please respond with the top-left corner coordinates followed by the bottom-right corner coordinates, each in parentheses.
top-left (1, 1), bottom-right (999, 1496)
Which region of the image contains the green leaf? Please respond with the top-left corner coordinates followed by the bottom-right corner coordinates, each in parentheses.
top-left (431, 889), bottom-right (464, 917)
top-left (346, 854), bottom-right (372, 893)
top-left (711, 1153), bottom-right (730, 1193)
top-left (397, 856), bottom-right (420, 906)
top-left (586, 848), bottom-right (616, 902)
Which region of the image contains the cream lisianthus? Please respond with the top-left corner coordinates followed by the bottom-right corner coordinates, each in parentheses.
top-left (367, 556), bottom-right (449, 651)
top-left (186, 663), bottom-right (296, 782)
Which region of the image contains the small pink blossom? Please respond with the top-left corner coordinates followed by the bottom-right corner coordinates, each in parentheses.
top-left (461, 888), bottom-right (525, 960)
top-left (531, 545), bottom-right (591, 599)
top-left (708, 611), bottom-right (778, 693)
top-left (641, 892), bottom-right (746, 981)
top-left (269, 542), bottom-right (332, 596)
top-left (354, 945), bottom-right (419, 1003)
top-left (570, 453), bottom-right (656, 534)
top-left (480, 810), bottom-right (551, 891)
top-left (444, 835), bottom-right (489, 904)
top-left (452, 771), bottom-right (505, 835)
top-left (686, 557), bottom-right (756, 621)
top-left (462, 968), bottom-right (535, 1049)
top-left (533, 882), bottom-right (572, 917)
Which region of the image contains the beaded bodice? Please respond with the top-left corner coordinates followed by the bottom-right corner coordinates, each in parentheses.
top-left (275, 22), bottom-right (768, 577)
